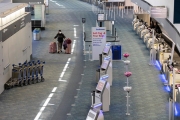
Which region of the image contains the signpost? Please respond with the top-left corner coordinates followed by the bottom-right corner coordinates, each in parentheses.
top-left (92, 27), bottom-right (106, 60)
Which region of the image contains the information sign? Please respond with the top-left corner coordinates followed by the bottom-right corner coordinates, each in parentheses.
top-left (92, 27), bottom-right (106, 60)
top-left (97, 13), bottom-right (104, 21)
top-left (82, 18), bottom-right (86, 23)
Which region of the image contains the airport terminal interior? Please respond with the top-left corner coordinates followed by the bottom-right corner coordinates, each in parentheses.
top-left (0, 0), bottom-right (180, 120)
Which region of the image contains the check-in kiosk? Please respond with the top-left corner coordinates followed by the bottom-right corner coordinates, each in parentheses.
top-left (12, 0), bottom-right (46, 30)
top-left (101, 42), bottom-right (112, 62)
top-left (100, 56), bottom-right (112, 86)
top-left (86, 102), bottom-right (104, 120)
top-left (95, 74), bottom-right (110, 112)
top-left (0, 3), bottom-right (32, 94)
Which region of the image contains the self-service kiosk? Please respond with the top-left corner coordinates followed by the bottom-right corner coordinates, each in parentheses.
top-left (101, 43), bottom-right (112, 62)
top-left (100, 56), bottom-right (113, 86)
top-left (86, 103), bottom-right (104, 120)
top-left (95, 74), bottom-right (110, 112)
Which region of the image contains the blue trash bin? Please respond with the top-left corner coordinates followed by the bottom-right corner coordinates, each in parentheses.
top-left (111, 45), bottom-right (122, 60)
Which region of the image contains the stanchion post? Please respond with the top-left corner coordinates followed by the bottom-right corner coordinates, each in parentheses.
top-left (114, 5), bottom-right (115, 20)
top-left (89, 45), bottom-right (91, 60)
top-left (172, 68), bottom-right (175, 120)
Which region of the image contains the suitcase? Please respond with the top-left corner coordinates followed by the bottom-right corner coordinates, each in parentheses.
top-left (65, 38), bottom-right (72, 54)
top-left (65, 44), bottom-right (71, 54)
top-left (111, 45), bottom-right (122, 60)
top-left (49, 42), bottom-right (57, 53)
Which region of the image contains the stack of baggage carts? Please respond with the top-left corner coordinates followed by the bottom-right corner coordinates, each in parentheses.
top-left (5, 60), bottom-right (45, 89)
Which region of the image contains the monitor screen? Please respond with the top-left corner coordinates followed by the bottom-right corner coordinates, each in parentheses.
top-left (96, 80), bottom-right (106, 91)
top-left (86, 109), bottom-right (97, 120)
top-left (103, 45), bottom-right (110, 54)
top-left (101, 60), bottom-right (109, 70)
top-left (97, 13), bottom-right (104, 21)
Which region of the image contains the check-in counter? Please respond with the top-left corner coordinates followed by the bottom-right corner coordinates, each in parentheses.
top-left (0, 3), bottom-right (32, 94)
top-left (12, 0), bottom-right (46, 30)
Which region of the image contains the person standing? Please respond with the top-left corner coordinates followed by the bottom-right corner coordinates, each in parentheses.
top-left (54, 30), bottom-right (66, 53)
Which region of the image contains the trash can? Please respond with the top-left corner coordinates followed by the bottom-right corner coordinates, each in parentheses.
top-left (99, 54), bottom-right (102, 66)
top-left (111, 45), bottom-right (122, 60)
top-left (96, 69), bottom-right (100, 83)
top-left (33, 28), bottom-right (41, 40)
top-left (91, 91), bottom-right (95, 105)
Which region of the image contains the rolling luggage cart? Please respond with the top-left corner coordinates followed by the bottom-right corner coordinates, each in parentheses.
top-left (37, 61), bottom-right (45, 82)
top-left (21, 64), bottom-right (29, 86)
top-left (30, 61), bottom-right (37, 84)
top-left (26, 62), bottom-right (33, 85)
top-left (32, 62), bottom-right (40, 83)
top-left (12, 63), bottom-right (24, 87)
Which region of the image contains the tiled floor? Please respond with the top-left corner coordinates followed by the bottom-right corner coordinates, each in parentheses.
top-left (0, 0), bottom-right (177, 120)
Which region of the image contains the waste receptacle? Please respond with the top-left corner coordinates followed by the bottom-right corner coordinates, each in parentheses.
top-left (91, 91), bottom-right (95, 105)
top-left (112, 45), bottom-right (122, 60)
top-left (96, 69), bottom-right (100, 83)
top-left (99, 54), bottom-right (102, 66)
top-left (33, 28), bottom-right (41, 40)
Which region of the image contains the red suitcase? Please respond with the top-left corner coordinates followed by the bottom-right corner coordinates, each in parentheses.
top-left (49, 42), bottom-right (57, 53)
top-left (65, 38), bottom-right (72, 54)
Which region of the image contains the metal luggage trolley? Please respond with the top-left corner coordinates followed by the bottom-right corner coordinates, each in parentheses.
top-left (37, 60), bottom-right (45, 82)
top-left (33, 60), bottom-right (45, 83)
top-left (12, 63), bottom-right (23, 87)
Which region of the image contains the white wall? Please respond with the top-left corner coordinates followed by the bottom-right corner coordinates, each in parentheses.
top-left (144, 0), bottom-right (180, 33)
top-left (0, 22), bottom-right (32, 94)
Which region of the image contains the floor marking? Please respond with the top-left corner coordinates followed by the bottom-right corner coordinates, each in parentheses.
top-left (52, 87), bottom-right (57, 92)
top-left (81, 74), bottom-right (84, 75)
top-left (59, 79), bottom-right (67, 82)
top-left (71, 104), bottom-right (76, 106)
top-left (74, 96), bottom-right (78, 98)
top-left (76, 89), bottom-right (80, 90)
top-left (48, 103), bottom-right (55, 106)
top-left (67, 113), bottom-right (71, 116)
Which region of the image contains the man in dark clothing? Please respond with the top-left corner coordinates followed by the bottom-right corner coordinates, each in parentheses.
top-left (54, 30), bottom-right (66, 53)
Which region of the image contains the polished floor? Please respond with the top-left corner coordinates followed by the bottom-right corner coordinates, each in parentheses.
top-left (0, 0), bottom-right (177, 120)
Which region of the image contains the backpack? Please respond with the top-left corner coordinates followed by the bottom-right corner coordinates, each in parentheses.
top-left (63, 40), bottom-right (67, 50)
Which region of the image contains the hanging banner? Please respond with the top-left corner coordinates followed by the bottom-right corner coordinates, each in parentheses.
top-left (92, 27), bottom-right (106, 60)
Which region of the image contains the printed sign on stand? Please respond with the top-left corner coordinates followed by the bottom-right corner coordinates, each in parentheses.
top-left (92, 27), bottom-right (106, 60)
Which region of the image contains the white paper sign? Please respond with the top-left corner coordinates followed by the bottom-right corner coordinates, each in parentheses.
top-left (92, 27), bottom-right (106, 60)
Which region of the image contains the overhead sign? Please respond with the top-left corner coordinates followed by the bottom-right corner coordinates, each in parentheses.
top-left (150, 6), bottom-right (167, 18)
top-left (92, 27), bottom-right (106, 60)
top-left (97, 13), bottom-right (104, 21)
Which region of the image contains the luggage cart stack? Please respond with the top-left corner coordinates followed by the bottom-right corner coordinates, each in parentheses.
top-left (4, 60), bottom-right (45, 90)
